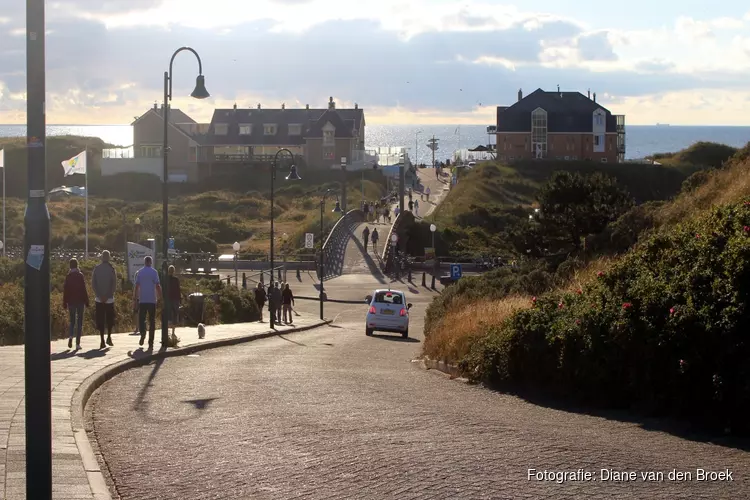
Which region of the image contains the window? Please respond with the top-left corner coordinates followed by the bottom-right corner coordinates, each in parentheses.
top-left (594, 135), bottom-right (601, 146)
top-left (264, 124), bottom-right (277, 135)
top-left (323, 130), bottom-right (335, 146)
top-left (288, 124), bottom-right (302, 136)
top-left (601, 158), bottom-right (608, 163)
top-left (531, 108), bottom-right (547, 159)
top-left (214, 124), bottom-right (228, 135)
top-left (564, 156), bottom-right (570, 160)
top-left (239, 124), bottom-right (252, 135)
top-left (375, 291), bottom-right (404, 305)
top-left (323, 147), bottom-right (335, 160)
top-left (141, 146), bottom-right (161, 157)
top-left (595, 114), bottom-right (604, 126)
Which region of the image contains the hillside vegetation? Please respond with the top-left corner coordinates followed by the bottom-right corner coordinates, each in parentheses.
top-left (0, 136), bottom-right (387, 253)
top-left (649, 141), bottom-right (738, 168)
top-left (423, 141), bottom-right (750, 433)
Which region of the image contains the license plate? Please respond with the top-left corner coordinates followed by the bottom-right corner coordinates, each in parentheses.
top-left (381, 309), bottom-right (394, 315)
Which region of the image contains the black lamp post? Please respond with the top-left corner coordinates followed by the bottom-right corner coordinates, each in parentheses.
top-left (269, 148), bottom-right (300, 329)
top-left (161, 46), bottom-right (210, 347)
top-left (319, 190), bottom-right (342, 320)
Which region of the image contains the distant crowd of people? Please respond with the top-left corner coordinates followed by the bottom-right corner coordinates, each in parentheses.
top-left (252, 281), bottom-right (295, 324)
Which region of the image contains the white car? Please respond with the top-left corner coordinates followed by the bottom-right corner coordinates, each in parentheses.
top-left (364, 289), bottom-right (412, 338)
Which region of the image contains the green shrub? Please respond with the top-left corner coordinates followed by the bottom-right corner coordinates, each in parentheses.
top-left (461, 199), bottom-right (750, 432)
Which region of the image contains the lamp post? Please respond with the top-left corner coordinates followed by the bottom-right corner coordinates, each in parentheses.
top-left (161, 46), bottom-right (210, 347)
top-left (430, 223), bottom-right (437, 249)
top-left (415, 130), bottom-right (422, 167)
top-left (232, 241), bottom-right (240, 287)
top-left (135, 217), bottom-right (141, 243)
top-left (319, 190), bottom-right (342, 320)
top-left (340, 157), bottom-right (347, 212)
top-left (430, 223), bottom-right (438, 276)
top-left (269, 148), bottom-right (301, 329)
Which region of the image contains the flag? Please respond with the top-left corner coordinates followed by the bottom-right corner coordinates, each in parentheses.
top-left (454, 127), bottom-right (459, 134)
top-left (62, 151), bottom-right (86, 177)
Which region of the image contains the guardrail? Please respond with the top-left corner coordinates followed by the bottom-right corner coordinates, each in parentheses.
top-left (0, 247), bottom-right (126, 263)
top-left (319, 209), bottom-right (365, 280)
top-left (380, 211), bottom-right (414, 275)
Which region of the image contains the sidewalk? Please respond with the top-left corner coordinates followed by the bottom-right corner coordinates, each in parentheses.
top-left (0, 316), bottom-right (326, 500)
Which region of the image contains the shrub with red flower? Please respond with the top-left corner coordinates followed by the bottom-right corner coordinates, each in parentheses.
top-left (744, 226), bottom-right (750, 233)
top-left (531, 296), bottom-right (537, 305)
top-left (597, 271), bottom-right (604, 278)
top-left (558, 301), bottom-right (564, 309)
top-left (576, 289), bottom-right (583, 295)
top-left (622, 302), bottom-right (632, 310)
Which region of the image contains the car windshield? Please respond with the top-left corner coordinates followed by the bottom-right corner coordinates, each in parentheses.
top-left (374, 292), bottom-right (403, 305)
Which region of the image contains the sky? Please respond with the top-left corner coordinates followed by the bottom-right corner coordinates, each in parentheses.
top-left (1, 1), bottom-right (750, 125)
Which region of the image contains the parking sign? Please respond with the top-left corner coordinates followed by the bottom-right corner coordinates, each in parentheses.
top-left (305, 233), bottom-right (314, 249)
top-left (451, 263), bottom-right (462, 280)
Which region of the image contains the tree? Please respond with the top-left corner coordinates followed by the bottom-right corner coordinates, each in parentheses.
top-left (536, 171), bottom-right (634, 250)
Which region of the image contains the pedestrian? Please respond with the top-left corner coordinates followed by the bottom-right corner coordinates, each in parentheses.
top-left (426, 186), bottom-right (431, 202)
top-left (270, 282), bottom-right (283, 324)
top-left (408, 199), bottom-right (414, 212)
top-left (369, 201), bottom-right (375, 221)
top-left (134, 255), bottom-right (162, 350)
top-left (371, 228), bottom-right (379, 252)
top-left (167, 265), bottom-right (181, 337)
top-left (362, 225), bottom-right (370, 250)
top-left (63, 258), bottom-right (89, 350)
top-left (92, 250), bottom-right (117, 349)
top-left (254, 282), bottom-right (266, 322)
top-left (363, 202), bottom-right (369, 222)
top-left (282, 283), bottom-right (295, 324)
top-left (132, 269), bottom-right (140, 336)
top-left (414, 199), bottom-right (420, 217)
top-left (394, 206), bottom-right (400, 217)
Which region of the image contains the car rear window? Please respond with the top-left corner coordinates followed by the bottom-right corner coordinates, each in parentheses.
top-left (374, 292), bottom-right (403, 305)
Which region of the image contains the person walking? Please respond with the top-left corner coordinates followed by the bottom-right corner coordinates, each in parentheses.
top-left (63, 258), bottom-right (89, 350)
top-left (426, 186), bottom-right (431, 202)
top-left (371, 228), bottom-right (379, 252)
top-left (408, 199), bottom-right (414, 212)
top-left (282, 283), bottom-right (295, 324)
top-left (270, 282), bottom-right (283, 324)
top-left (167, 265), bottom-right (181, 337)
top-left (254, 282), bottom-right (266, 322)
top-left (414, 199), bottom-right (420, 217)
top-left (92, 250), bottom-right (117, 349)
top-left (362, 226), bottom-right (370, 250)
top-left (134, 255), bottom-right (162, 349)
top-left (363, 202), bottom-right (369, 222)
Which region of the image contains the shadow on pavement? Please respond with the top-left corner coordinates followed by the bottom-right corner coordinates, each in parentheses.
top-left (79, 348), bottom-right (108, 359)
top-left (279, 335), bottom-right (306, 347)
top-left (350, 233), bottom-right (388, 284)
top-left (51, 350), bottom-right (78, 361)
top-left (133, 356), bottom-right (165, 413)
top-left (372, 334), bottom-right (420, 343)
top-left (183, 397), bottom-right (218, 410)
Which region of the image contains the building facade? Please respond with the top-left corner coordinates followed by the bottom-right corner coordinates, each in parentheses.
top-left (496, 88), bottom-right (625, 164)
top-left (102, 98), bottom-right (367, 183)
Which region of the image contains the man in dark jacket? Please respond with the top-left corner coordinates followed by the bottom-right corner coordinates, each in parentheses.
top-left (254, 282), bottom-right (266, 322)
top-left (92, 250), bottom-right (117, 349)
top-left (362, 226), bottom-right (370, 250)
top-left (268, 282), bottom-right (282, 324)
top-left (63, 258), bottom-right (89, 350)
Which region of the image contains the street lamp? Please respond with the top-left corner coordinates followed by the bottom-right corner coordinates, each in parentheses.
top-left (430, 223), bottom-right (437, 249)
top-left (135, 217), bottom-right (141, 243)
top-left (340, 157), bottom-right (347, 212)
top-left (161, 46), bottom-right (210, 347)
top-left (415, 130), bottom-right (423, 167)
top-left (232, 241), bottom-right (240, 287)
top-left (319, 190), bottom-right (342, 320)
top-left (269, 148), bottom-right (300, 329)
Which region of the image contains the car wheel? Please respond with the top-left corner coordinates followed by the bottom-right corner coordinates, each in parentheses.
top-left (402, 330), bottom-right (408, 339)
top-left (366, 328), bottom-right (373, 336)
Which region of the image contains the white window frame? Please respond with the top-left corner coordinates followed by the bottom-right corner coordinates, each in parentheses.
top-left (531, 107), bottom-right (547, 159)
top-left (214, 124), bottom-right (228, 135)
top-left (323, 146), bottom-right (335, 160)
top-left (288, 124), bottom-right (302, 136)
top-left (239, 124), bottom-right (252, 135)
top-left (264, 124), bottom-right (277, 136)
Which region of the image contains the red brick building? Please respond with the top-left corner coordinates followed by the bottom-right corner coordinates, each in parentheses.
top-left (496, 88), bottom-right (626, 163)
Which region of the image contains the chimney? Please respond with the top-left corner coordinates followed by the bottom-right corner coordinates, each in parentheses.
top-left (257, 103), bottom-right (261, 109)
top-left (305, 104), bottom-right (309, 110)
top-left (587, 89), bottom-right (591, 99)
top-left (153, 101), bottom-right (158, 110)
top-left (593, 92), bottom-right (597, 103)
top-left (354, 103), bottom-right (358, 109)
top-left (517, 88), bottom-right (523, 101)
top-left (233, 103), bottom-right (237, 110)
top-left (281, 103), bottom-right (285, 110)
top-left (329, 96), bottom-right (335, 109)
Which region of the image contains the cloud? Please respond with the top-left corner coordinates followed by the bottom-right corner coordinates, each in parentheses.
top-left (634, 59), bottom-right (676, 73)
top-left (576, 31), bottom-right (618, 62)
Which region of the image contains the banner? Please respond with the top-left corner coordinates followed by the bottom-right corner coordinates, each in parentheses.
top-left (62, 151), bottom-right (87, 176)
top-left (424, 247), bottom-right (435, 262)
top-left (126, 242), bottom-right (154, 283)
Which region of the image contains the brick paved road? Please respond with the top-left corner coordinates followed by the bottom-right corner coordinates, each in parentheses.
top-left (90, 286), bottom-right (750, 500)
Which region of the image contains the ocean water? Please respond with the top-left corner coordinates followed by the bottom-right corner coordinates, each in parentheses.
top-left (0, 124), bottom-right (749, 162)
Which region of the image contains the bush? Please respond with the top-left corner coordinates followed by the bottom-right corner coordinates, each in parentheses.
top-left (460, 199), bottom-right (750, 432)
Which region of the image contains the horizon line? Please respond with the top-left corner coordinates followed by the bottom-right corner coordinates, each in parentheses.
top-left (2, 123), bottom-right (750, 128)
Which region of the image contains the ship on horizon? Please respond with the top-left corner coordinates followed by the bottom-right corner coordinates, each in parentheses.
top-left (656, 123), bottom-right (670, 126)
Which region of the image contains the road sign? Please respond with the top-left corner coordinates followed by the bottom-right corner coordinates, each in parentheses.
top-left (450, 263), bottom-right (462, 280)
top-left (305, 233), bottom-right (314, 249)
top-left (168, 237), bottom-right (175, 250)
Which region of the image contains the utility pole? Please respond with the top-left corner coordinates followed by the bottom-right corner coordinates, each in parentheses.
top-left (427, 136), bottom-right (440, 169)
top-left (25, 0), bottom-right (53, 497)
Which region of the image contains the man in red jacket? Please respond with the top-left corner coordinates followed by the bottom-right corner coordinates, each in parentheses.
top-left (63, 258), bottom-right (90, 350)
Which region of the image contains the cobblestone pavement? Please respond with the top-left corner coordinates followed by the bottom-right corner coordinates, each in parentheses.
top-left (90, 292), bottom-right (750, 500)
top-left (0, 316), bottom-right (325, 500)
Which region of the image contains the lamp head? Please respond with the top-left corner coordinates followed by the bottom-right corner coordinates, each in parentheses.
top-left (430, 224), bottom-right (437, 232)
top-left (135, 217), bottom-right (141, 225)
top-left (286, 164), bottom-right (301, 180)
top-left (332, 201), bottom-right (342, 213)
top-left (190, 75), bottom-right (210, 99)
top-left (232, 241), bottom-right (240, 252)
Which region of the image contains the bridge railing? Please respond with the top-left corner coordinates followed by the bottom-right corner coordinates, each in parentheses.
top-left (380, 211), bottom-right (413, 274)
top-left (319, 209), bottom-right (364, 280)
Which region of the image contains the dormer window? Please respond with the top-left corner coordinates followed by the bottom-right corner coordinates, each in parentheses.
top-left (289, 124), bottom-right (302, 136)
top-left (264, 124), bottom-right (277, 135)
top-left (322, 122), bottom-right (335, 146)
top-left (214, 124), bottom-right (228, 135)
top-left (239, 124), bottom-right (252, 135)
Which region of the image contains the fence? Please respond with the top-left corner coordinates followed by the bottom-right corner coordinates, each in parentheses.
top-left (319, 209), bottom-right (365, 280)
top-left (380, 211), bottom-right (412, 275)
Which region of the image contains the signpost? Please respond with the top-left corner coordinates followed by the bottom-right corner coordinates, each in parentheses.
top-left (305, 233), bottom-right (314, 249)
top-left (451, 263), bottom-right (463, 280)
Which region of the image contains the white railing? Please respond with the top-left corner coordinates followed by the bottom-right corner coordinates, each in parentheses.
top-left (103, 147), bottom-right (135, 159)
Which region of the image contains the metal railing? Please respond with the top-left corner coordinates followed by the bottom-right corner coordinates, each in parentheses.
top-left (319, 209), bottom-right (365, 280)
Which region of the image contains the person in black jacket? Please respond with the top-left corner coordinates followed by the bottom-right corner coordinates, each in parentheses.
top-left (254, 282), bottom-right (266, 322)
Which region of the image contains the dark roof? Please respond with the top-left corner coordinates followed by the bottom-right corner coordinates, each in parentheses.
top-left (497, 89), bottom-right (617, 133)
top-left (131, 107), bottom-right (196, 126)
top-left (202, 107), bottom-right (364, 146)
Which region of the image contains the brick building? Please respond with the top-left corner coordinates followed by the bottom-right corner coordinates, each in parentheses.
top-left (496, 88), bottom-right (625, 163)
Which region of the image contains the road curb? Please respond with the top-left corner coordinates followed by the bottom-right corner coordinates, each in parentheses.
top-left (70, 320), bottom-right (330, 500)
top-left (296, 295), bottom-right (364, 304)
top-left (421, 356), bottom-right (466, 380)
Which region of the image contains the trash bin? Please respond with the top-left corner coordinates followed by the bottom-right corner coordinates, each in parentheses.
top-left (187, 292), bottom-right (206, 325)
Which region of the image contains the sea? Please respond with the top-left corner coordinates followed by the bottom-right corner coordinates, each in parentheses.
top-left (1, 124), bottom-right (749, 162)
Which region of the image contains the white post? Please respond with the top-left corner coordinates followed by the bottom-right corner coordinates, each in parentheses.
top-left (2, 154), bottom-right (5, 257)
top-left (84, 146), bottom-right (88, 259)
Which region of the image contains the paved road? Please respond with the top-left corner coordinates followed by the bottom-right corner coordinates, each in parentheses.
top-left (89, 280), bottom-right (749, 499)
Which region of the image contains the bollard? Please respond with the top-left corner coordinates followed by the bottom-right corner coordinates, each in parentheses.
top-left (260, 271), bottom-right (264, 285)
top-left (422, 272), bottom-right (426, 287)
top-left (431, 275), bottom-right (436, 289)
top-left (277, 268), bottom-right (282, 282)
top-left (296, 268), bottom-right (301, 280)
top-left (226, 277), bottom-right (230, 285)
top-left (242, 273), bottom-right (247, 289)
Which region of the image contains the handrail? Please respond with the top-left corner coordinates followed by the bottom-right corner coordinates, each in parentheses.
top-left (318, 208), bottom-right (365, 280)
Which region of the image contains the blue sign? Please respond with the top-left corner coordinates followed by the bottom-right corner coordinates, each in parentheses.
top-left (168, 237), bottom-right (175, 250)
top-left (450, 263), bottom-right (462, 280)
